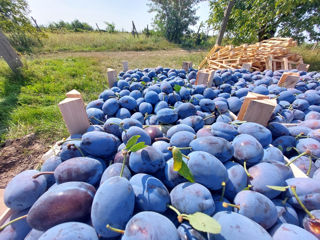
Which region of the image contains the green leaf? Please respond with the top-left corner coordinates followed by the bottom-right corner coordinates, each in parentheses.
top-left (125, 135), bottom-right (140, 150)
top-left (172, 147), bottom-right (183, 171)
top-left (174, 84), bottom-right (181, 92)
top-left (187, 212), bottom-right (221, 234)
top-left (178, 160), bottom-right (195, 183)
top-left (141, 81), bottom-right (146, 86)
top-left (267, 185), bottom-right (289, 192)
top-left (130, 142), bottom-right (148, 152)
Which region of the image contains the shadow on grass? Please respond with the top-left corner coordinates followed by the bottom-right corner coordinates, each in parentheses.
top-left (0, 69), bottom-right (28, 144)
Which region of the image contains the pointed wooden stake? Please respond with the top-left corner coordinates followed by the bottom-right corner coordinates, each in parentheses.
top-left (107, 68), bottom-right (117, 88)
top-left (58, 98), bottom-right (90, 135)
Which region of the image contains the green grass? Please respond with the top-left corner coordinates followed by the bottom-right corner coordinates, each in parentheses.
top-left (0, 50), bottom-right (206, 145)
top-left (291, 45), bottom-right (320, 71)
top-left (34, 32), bottom-right (178, 53)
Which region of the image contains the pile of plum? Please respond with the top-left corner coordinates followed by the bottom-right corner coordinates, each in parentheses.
top-left (2, 66), bottom-right (320, 240)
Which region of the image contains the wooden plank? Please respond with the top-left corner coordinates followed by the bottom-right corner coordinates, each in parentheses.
top-left (0, 30), bottom-right (23, 72)
top-left (122, 61), bottom-right (128, 72)
top-left (58, 98), bottom-right (90, 135)
top-left (107, 68), bottom-right (117, 88)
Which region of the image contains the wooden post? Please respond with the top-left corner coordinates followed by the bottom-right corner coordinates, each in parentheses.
top-left (31, 16), bottom-right (41, 32)
top-left (195, 70), bottom-right (214, 87)
top-left (182, 61), bottom-right (192, 71)
top-left (237, 92), bottom-right (277, 126)
top-left (107, 68), bottom-right (117, 88)
top-left (58, 98), bottom-right (90, 135)
top-left (122, 61), bottom-right (129, 72)
top-left (0, 30), bottom-right (23, 72)
top-left (278, 72), bottom-right (300, 88)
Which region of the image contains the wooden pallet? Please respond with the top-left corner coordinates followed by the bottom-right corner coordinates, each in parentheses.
top-left (199, 37), bottom-right (304, 72)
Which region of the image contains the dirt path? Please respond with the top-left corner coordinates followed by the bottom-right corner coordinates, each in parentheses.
top-left (31, 49), bottom-right (206, 59)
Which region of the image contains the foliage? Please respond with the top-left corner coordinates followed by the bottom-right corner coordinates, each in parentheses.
top-left (104, 22), bottom-right (116, 33)
top-left (148, 0), bottom-right (202, 43)
top-left (0, 0), bottom-right (45, 53)
top-left (208, 0), bottom-right (320, 45)
top-left (47, 20), bottom-right (93, 32)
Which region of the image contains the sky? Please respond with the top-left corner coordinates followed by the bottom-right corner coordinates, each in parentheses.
top-left (27, 0), bottom-right (211, 32)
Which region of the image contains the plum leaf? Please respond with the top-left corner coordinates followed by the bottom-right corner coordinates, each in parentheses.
top-left (130, 142), bottom-right (148, 152)
top-left (172, 147), bottom-right (183, 171)
top-left (178, 161), bottom-right (195, 183)
top-left (188, 212), bottom-right (221, 234)
top-left (126, 135), bottom-right (141, 150)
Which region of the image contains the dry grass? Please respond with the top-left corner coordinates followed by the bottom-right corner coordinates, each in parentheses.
top-left (35, 32), bottom-right (178, 53)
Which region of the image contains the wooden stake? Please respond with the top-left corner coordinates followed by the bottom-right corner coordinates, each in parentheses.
top-left (242, 63), bottom-right (252, 71)
top-left (182, 61), bottom-right (192, 71)
top-left (195, 70), bottom-right (214, 87)
top-left (122, 61), bottom-right (129, 72)
top-left (107, 68), bottom-right (117, 88)
top-left (237, 92), bottom-right (276, 126)
top-left (58, 98), bottom-right (90, 135)
top-left (278, 72), bottom-right (300, 88)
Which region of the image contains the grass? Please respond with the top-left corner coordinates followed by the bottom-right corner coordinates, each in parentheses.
top-left (34, 32), bottom-right (178, 53)
top-left (0, 50), bottom-right (206, 145)
top-left (291, 45), bottom-right (320, 71)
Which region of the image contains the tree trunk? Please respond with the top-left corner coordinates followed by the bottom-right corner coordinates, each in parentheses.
top-left (215, 0), bottom-right (235, 46)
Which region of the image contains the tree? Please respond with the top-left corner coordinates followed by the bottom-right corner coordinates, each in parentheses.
top-left (148, 0), bottom-right (203, 43)
top-left (208, 0), bottom-right (320, 45)
top-left (105, 22), bottom-right (116, 33)
top-left (0, 0), bottom-right (44, 53)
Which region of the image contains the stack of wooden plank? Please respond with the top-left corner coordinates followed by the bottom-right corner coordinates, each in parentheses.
top-left (198, 38), bottom-right (306, 72)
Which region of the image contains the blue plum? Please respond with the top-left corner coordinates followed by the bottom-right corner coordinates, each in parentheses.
top-left (91, 176), bottom-right (135, 238)
top-left (213, 211), bottom-right (273, 240)
top-left (232, 134), bottom-right (264, 166)
top-left (27, 181), bottom-right (96, 231)
top-left (38, 222), bottom-right (98, 240)
top-left (190, 136), bottom-right (234, 162)
top-left (122, 211), bottom-right (179, 240)
top-left (170, 182), bottom-right (215, 215)
top-left (4, 170), bottom-right (47, 211)
top-left (188, 151), bottom-right (228, 190)
top-left (234, 190), bottom-right (278, 229)
top-left (81, 131), bottom-right (120, 158)
top-left (129, 146), bottom-right (165, 173)
top-left (129, 173), bottom-right (170, 212)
